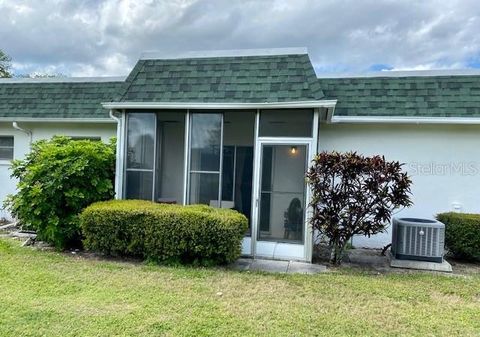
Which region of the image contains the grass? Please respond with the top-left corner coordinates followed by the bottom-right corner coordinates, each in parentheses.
top-left (1, 239), bottom-right (479, 337)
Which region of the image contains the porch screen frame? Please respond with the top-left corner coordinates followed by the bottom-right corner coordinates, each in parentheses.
top-left (185, 112), bottom-right (224, 207)
top-left (249, 108), bottom-right (319, 261)
top-left (123, 112), bottom-right (158, 202)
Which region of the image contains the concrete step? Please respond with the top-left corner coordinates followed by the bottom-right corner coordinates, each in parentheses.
top-left (231, 258), bottom-right (327, 274)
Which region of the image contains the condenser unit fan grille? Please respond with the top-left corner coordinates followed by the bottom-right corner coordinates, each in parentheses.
top-left (392, 217), bottom-right (445, 263)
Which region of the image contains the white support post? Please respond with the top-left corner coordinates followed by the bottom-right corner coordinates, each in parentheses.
top-left (109, 110), bottom-right (122, 199)
top-left (182, 110), bottom-right (190, 205)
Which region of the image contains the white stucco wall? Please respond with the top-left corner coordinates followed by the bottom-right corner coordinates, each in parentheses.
top-left (0, 121), bottom-right (116, 220)
top-left (318, 122), bottom-right (480, 248)
top-left (3, 117), bottom-right (480, 251)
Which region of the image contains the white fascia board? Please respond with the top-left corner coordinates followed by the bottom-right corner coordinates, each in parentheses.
top-left (330, 115), bottom-right (480, 125)
top-left (0, 76), bottom-right (126, 84)
top-left (317, 68), bottom-right (480, 79)
top-left (0, 117), bottom-right (115, 123)
top-left (101, 100), bottom-right (338, 110)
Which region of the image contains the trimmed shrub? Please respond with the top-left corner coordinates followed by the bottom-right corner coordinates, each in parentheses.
top-left (4, 136), bottom-right (116, 249)
top-left (80, 200), bottom-right (248, 265)
top-left (436, 212), bottom-right (480, 261)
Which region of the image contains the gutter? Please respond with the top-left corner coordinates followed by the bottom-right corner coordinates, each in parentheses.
top-left (330, 116), bottom-right (480, 125)
top-left (12, 122), bottom-right (32, 144)
top-left (0, 117), bottom-right (115, 123)
top-left (102, 100), bottom-right (338, 110)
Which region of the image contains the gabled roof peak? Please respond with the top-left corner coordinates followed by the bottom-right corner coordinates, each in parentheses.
top-left (139, 47), bottom-right (308, 60)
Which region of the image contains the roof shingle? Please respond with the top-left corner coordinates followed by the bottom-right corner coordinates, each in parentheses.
top-left (318, 75), bottom-right (480, 118)
top-left (2, 50), bottom-right (480, 120)
top-left (0, 80), bottom-right (124, 119)
top-left (120, 54), bottom-right (324, 103)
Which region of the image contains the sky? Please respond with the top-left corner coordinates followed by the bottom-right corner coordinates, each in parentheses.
top-left (1, 0), bottom-right (480, 77)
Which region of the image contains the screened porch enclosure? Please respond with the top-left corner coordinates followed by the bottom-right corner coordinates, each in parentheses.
top-left (122, 108), bottom-right (318, 261)
top-left (124, 110), bottom-right (255, 228)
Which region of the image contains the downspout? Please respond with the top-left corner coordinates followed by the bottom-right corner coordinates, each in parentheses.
top-left (109, 110), bottom-right (122, 199)
top-left (12, 122), bottom-right (32, 144)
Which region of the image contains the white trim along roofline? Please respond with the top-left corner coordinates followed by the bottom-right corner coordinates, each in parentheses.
top-left (2, 112), bottom-right (478, 125)
top-left (102, 100), bottom-right (337, 110)
top-left (0, 76), bottom-right (126, 84)
top-left (0, 117), bottom-right (115, 123)
top-left (331, 115), bottom-right (480, 125)
top-left (317, 68), bottom-right (480, 79)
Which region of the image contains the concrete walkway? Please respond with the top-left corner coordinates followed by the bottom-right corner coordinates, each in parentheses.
top-left (230, 258), bottom-right (327, 274)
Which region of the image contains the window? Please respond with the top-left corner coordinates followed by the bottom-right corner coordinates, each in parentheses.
top-left (69, 136), bottom-right (101, 141)
top-left (259, 109), bottom-right (313, 137)
top-left (188, 113), bottom-right (222, 206)
top-left (186, 111), bottom-right (255, 228)
top-left (124, 110), bottom-right (187, 203)
top-left (0, 136), bottom-right (14, 160)
top-left (155, 111), bottom-right (186, 204)
top-left (221, 145), bottom-right (254, 232)
top-left (125, 113), bottom-right (156, 200)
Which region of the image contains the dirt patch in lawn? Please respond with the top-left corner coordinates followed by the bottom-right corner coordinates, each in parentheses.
top-left (314, 244), bottom-right (480, 276)
top-left (447, 258), bottom-right (480, 275)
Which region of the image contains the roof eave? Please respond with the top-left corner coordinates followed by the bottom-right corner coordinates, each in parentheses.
top-left (0, 76), bottom-right (126, 84)
top-left (102, 100), bottom-right (338, 110)
top-left (0, 117), bottom-right (115, 123)
top-left (330, 115), bottom-right (480, 125)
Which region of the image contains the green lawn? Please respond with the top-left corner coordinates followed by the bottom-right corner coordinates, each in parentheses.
top-left (1, 239), bottom-right (479, 337)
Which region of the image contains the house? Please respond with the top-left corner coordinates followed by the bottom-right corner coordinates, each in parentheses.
top-left (0, 77), bottom-right (121, 218)
top-left (1, 47), bottom-right (480, 262)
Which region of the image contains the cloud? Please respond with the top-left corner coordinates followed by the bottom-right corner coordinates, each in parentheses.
top-left (1, 0), bottom-right (480, 76)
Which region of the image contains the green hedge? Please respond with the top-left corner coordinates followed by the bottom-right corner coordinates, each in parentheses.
top-left (436, 212), bottom-right (480, 261)
top-left (80, 200), bottom-right (248, 265)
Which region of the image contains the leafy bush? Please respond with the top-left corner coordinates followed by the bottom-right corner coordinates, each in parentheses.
top-left (436, 212), bottom-right (480, 261)
top-left (306, 151), bottom-right (413, 264)
top-left (80, 200), bottom-right (248, 265)
top-left (4, 136), bottom-right (116, 249)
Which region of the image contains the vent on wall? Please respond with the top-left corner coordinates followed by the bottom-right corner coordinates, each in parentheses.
top-left (391, 217), bottom-right (445, 263)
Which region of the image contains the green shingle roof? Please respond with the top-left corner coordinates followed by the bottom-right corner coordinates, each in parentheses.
top-left (2, 50), bottom-right (480, 121)
top-left (0, 79), bottom-right (124, 119)
top-left (120, 53), bottom-right (324, 102)
top-left (318, 74), bottom-right (480, 118)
